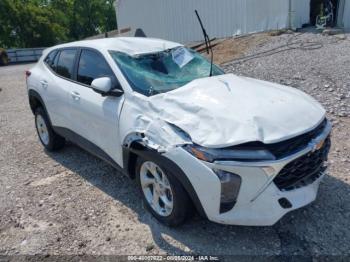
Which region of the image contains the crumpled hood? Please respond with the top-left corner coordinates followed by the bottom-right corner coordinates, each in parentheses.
top-left (139, 74), bottom-right (325, 148)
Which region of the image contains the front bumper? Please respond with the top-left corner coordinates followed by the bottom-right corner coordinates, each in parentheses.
top-left (164, 121), bottom-right (332, 226)
top-left (204, 162), bottom-right (325, 226)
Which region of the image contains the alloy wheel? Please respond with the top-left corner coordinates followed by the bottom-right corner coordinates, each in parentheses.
top-left (36, 114), bottom-right (49, 145)
top-left (140, 161), bottom-right (174, 217)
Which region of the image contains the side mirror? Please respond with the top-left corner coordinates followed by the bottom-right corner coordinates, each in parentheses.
top-left (91, 77), bottom-right (124, 97)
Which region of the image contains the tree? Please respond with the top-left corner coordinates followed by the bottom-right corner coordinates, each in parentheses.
top-left (68, 0), bottom-right (117, 40)
top-left (0, 0), bottom-right (67, 48)
top-left (0, 0), bottom-right (118, 48)
top-left (0, 0), bottom-right (19, 48)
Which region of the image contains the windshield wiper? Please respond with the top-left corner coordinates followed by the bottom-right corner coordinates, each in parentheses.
top-left (195, 10), bottom-right (214, 77)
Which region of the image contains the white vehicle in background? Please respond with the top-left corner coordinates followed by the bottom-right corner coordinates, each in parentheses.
top-left (26, 37), bottom-right (331, 226)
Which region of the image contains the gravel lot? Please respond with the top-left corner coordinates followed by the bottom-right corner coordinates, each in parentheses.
top-left (0, 32), bottom-right (349, 258)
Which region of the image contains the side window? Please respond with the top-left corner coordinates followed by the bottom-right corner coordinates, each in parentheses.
top-left (44, 50), bottom-right (58, 70)
top-left (52, 51), bottom-right (60, 72)
top-left (56, 49), bottom-right (77, 79)
top-left (77, 49), bottom-right (115, 86)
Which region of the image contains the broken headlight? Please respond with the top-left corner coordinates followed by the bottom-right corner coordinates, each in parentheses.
top-left (183, 144), bottom-right (275, 162)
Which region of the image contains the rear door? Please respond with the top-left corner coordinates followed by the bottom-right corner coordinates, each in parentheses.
top-left (41, 48), bottom-right (78, 129)
top-left (69, 48), bottom-right (125, 166)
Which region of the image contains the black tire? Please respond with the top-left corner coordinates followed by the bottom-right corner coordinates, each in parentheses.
top-left (34, 107), bottom-right (65, 151)
top-left (0, 51), bottom-right (8, 66)
top-left (135, 156), bottom-right (192, 227)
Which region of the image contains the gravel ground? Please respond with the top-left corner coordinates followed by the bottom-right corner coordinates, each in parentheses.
top-left (223, 31), bottom-right (350, 118)
top-left (0, 32), bottom-right (349, 258)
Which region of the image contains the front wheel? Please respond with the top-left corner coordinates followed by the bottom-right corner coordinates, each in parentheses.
top-left (136, 157), bottom-right (192, 227)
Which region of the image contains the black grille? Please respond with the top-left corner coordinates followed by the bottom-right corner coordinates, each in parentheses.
top-left (231, 119), bottom-right (328, 159)
top-left (273, 136), bottom-right (331, 191)
top-left (265, 119), bottom-right (328, 159)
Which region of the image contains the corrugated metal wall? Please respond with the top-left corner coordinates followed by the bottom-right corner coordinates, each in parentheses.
top-left (344, 0), bottom-right (350, 28)
top-left (292, 0), bottom-right (310, 29)
top-left (117, 0), bottom-right (310, 43)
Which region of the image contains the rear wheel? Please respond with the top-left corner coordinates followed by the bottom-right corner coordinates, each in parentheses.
top-left (136, 156), bottom-right (192, 227)
top-left (34, 107), bottom-right (65, 151)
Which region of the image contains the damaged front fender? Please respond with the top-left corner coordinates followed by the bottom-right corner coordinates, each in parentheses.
top-left (120, 93), bottom-right (193, 153)
top-left (119, 93), bottom-right (193, 181)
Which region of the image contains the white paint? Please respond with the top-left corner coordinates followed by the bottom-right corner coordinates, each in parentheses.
top-left (124, 74), bottom-right (325, 148)
top-left (164, 148), bottom-right (222, 218)
top-left (165, 145), bottom-right (328, 226)
top-left (65, 79), bottom-right (125, 165)
top-left (91, 77), bottom-right (112, 93)
top-left (29, 47), bottom-right (127, 166)
top-left (117, 0), bottom-right (311, 43)
top-left (28, 38), bottom-right (330, 226)
top-left (46, 37), bottom-right (182, 56)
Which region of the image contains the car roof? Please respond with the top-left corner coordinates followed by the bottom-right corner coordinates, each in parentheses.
top-left (49, 37), bottom-right (183, 56)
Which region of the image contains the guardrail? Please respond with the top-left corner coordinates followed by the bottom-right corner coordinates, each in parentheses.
top-left (4, 28), bottom-right (132, 64)
top-left (4, 28), bottom-right (132, 65)
top-left (7, 48), bottom-right (45, 63)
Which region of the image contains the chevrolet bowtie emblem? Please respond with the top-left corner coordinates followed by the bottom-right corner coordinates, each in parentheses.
top-left (313, 139), bottom-right (325, 152)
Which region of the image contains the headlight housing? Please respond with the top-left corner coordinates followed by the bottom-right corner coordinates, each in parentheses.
top-left (213, 169), bottom-right (242, 213)
top-left (183, 144), bottom-right (275, 162)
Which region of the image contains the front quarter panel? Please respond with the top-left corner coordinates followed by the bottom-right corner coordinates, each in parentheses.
top-left (119, 92), bottom-right (191, 152)
top-left (163, 148), bottom-right (222, 218)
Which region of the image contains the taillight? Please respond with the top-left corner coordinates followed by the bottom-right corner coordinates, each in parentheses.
top-left (25, 70), bottom-right (31, 79)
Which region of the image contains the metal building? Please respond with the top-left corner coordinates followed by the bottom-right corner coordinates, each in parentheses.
top-left (338, 0), bottom-right (350, 28)
top-left (116, 0), bottom-right (349, 43)
top-left (116, 0), bottom-right (310, 43)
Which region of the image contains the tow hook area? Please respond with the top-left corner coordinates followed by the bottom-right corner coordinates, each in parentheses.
top-left (278, 198), bottom-right (293, 209)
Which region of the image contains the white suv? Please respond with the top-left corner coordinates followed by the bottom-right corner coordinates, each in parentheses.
top-left (27, 37), bottom-right (331, 226)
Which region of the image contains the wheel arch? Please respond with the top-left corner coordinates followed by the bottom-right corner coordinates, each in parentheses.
top-left (122, 138), bottom-right (207, 219)
top-left (28, 89), bottom-right (53, 126)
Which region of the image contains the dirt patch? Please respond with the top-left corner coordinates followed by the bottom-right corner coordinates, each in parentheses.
top-left (200, 32), bottom-right (272, 65)
top-left (30, 171), bottom-right (73, 187)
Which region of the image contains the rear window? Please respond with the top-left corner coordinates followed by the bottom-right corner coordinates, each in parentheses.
top-left (56, 49), bottom-right (77, 79)
top-left (44, 50), bottom-right (58, 70)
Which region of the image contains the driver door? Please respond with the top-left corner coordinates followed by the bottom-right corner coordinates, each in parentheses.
top-left (69, 48), bottom-right (125, 166)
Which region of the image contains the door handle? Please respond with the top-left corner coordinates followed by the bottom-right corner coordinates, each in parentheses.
top-left (40, 80), bottom-right (48, 89)
top-left (71, 91), bottom-right (80, 101)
